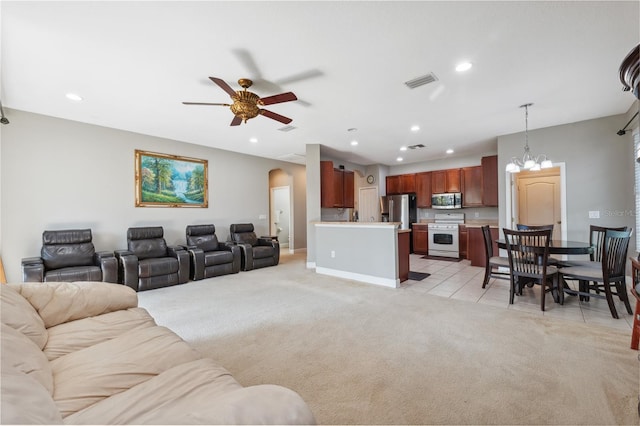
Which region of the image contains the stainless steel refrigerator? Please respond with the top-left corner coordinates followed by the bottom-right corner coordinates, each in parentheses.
top-left (387, 194), bottom-right (417, 230)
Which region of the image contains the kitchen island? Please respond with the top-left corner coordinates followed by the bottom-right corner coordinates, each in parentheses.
top-left (314, 222), bottom-right (410, 288)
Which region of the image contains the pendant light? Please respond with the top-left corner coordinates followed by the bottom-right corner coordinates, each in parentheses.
top-left (505, 103), bottom-right (552, 173)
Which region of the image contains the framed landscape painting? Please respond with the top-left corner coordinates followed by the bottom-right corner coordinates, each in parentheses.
top-left (135, 150), bottom-right (208, 208)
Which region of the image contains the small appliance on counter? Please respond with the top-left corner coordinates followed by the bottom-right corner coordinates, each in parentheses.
top-left (431, 192), bottom-right (462, 209)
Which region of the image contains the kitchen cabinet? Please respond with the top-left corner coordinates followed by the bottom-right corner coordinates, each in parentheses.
top-left (412, 223), bottom-right (428, 255)
top-left (321, 161), bottom-right (354, 208)
top-left (461, 166), bottom-right (483, 207)
top-left (467, 226), bottom-right (499, 267)
top-left (415, 172), bottom-right (432, 207)
top-left (386, 173), bottom-right (416, 195)
top-left (432, 168), bottom-right (461, 193)
top-left (481, 155), bottom-right (498, 206)
top-left (386, 175), bottom-right (401, 195)
top-left (459, 225), bottom-right (468, 259)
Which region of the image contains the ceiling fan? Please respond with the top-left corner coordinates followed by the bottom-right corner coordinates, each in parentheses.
top-left (183, 77), bottom-right (297, 126)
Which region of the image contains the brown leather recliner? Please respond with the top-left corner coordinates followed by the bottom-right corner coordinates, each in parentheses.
top-left (229, 223), bottom-right (279, 271)
top-left (184, 224), bottom-right (241, 279)
top-left (115, 226), bottom-right (189, 291)
top-left (21, 229), bottom-right (117, 283)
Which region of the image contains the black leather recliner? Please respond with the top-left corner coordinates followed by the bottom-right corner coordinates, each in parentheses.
top-left (116, 226), bottom-right (189, 291)
top-left (185, 224), bottom-right (241, 279)
top-left (21, 229), bottom-right (117, 283)
top-left (229, 223), bottom-right (279, 271)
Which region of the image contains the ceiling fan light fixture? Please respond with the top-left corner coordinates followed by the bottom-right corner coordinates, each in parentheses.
top-left (505, 103), bottom-right (552, 173)
top-left (455, 61), bottom-right (473, 72)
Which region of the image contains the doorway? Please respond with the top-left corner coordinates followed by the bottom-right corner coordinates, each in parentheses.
top-left (506, 165), bottom-right (567, 241)
top-left (270, 186), bottom-right (291, 248)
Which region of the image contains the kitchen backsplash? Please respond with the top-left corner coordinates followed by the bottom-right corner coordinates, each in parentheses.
top-left (417, 206), bottom-right (498, 222)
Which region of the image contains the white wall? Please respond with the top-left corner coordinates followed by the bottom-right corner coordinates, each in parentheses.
top-left (0, 109), bottom-right (307, 282)
top-left (497, 112), bottom-right (637, 256)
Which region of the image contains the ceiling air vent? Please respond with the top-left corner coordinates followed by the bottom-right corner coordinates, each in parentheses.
top-left (404, 73), bottom-right (438, 89)
top-left (408, 144), bottom-right (426, 149)
top-left (278, 125), bottom-right (297, 132)
top-left (277, 153), bottom-right (306, 165)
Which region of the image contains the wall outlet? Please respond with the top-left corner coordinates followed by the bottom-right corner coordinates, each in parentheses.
top-left (474, 212), bottom-right (480, 218)
top-left (588, 210), bottom-right (600, 219)
top-left (330, 250), bottom-right (336, 258)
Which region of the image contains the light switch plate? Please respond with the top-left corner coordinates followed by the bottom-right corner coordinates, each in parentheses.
top-left (588, 211), bottom-right (600, 219)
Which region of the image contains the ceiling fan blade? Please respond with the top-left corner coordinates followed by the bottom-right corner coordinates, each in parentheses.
top-left (230, 115), bottom-right (243, 126)
top-left (182, 102), bottom-right (230, 106)
top-left (209, 77), bottom-right (237, 98)
top-left (259, 109), bottom-right (292, 124)
top-left (231, 49), bottom-right (263, 79)
top-left (259, 92), bottom-right (298, 106)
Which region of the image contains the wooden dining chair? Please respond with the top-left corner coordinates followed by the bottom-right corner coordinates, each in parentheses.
top-left (558, 229), bottom-right (633, 319)
top-left (629, 257), bottom-right (640, 349)
top-left (562, 225), bottom-right (628, 268)
top-left (481, 225), bottom-right (510, 288)
top-left (516, 224), bottom-right (554, 232)
top-left (503, 228), bottom-right (560, 311)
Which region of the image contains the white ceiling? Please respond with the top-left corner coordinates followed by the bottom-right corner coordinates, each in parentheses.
top-left (2, 1), bottom-right (639, 166)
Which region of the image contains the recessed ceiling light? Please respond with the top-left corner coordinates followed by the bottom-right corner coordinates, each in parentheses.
top-left (65, 93), bottom-right (83, 101)
top-left (350, 140), bottom-right (358, 146)
top-left (410, 125), bottom-right (420, 132)
top-left (455, 62), bottom-right (472, 72)
top-left (249, 138), bottom-right (258, 143)
top-left (446, 148), bottom-right (454, 154)
top-left (396, 157), bottom-right (403, 162)
top-left (400, 146), bottom-right (407, 151)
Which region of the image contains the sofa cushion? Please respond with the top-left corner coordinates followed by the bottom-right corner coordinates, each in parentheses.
top-left (44, 307), bottom-right (156, 361)
top-left (138, 257), bottom-right (179, 278)
top-left (50, 325), bottom-right (201, 418)
top-left (2, 284), bottom-right (48, 349)
top-left (204, 250), bottom-right (234, 266)
top-left (253, 245), bottom-right (275, 259)
top-left (1, 366), bottom-right (63, 425)
top-left (1, 323), bottom-right (54, 395)
top-left (11, 282), bottom-right (138, 329)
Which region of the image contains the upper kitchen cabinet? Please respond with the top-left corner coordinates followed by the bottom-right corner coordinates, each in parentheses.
top-left (321, 161), bottom-right (354, 208)
top-left (481, 155), bottom-right (498, 206)
top-left (461, 166), bottom-right (483, 207)
top-left (415, 172), bottom-right (432, 208)
top-left (386, 173), bottom-right (416, 195)
top-left (432, 168), bottom-right (461, 193)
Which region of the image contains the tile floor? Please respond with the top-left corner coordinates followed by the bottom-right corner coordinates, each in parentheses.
top-left (403, 254), bottom-right (636, 332)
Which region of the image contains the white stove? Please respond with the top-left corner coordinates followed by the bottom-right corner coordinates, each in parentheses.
top-left (428, 213), bottom-right (465, 258)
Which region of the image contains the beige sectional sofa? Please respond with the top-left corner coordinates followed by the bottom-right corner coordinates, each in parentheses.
top-left (1, 281), bottom-right (315, 424)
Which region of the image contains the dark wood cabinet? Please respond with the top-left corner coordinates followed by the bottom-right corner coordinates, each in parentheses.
top-left (321, 161), bottom-right (354, 208)
top-left (481, 155), bottom-right (498, 207)
top-left (386, 173), bottom-right (416, 195)
top-left (432, 169), bottom-right (461, 193)
top-left (416, 172), bottom-right (432, 207)
top-left (461, 166), bottom-right (483, 207)
top-left (467, 226), bottom-right (499, 267)
top-left (398, 231), bottom-right (410, 282)
top-left (386, 175), bottom-right (401, 195)
top-left (412, 224), bottom-right (428, 255)
top-left (459, 225), bottom-right (468, 259)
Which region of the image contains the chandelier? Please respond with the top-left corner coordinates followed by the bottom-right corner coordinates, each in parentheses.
top-left (505, 103), bottom-right (552, 173)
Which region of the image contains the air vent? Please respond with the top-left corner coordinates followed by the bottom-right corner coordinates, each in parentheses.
top-left (278, 125), bottom-right (297, 132)
top-left (408, 144), bottom-right (426, 149)
top-left (404, 73), bottom-right (438, 89)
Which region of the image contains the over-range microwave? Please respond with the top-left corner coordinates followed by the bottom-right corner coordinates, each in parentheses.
top-left (431, 193), bottom-right (462, 209)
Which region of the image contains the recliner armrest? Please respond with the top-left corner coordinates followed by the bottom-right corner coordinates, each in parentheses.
top-left (167, 246), bottom-right (190, 284)
top-left (218, 242), bottom-right (235, 251)
top-left (95, 251), bottom-right (118, 283)
top-left (114, 250), bottom-right (137, 289)
top-left (21, 257), bottom-right (44, 282)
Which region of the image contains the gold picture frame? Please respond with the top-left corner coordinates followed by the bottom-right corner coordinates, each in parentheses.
top-left (135, 149), bottom-right (208, 208)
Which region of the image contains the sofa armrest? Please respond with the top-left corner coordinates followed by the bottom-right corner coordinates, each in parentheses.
top-left (9, 281), bottom-right (138, 328)
top-left (115, 251), bottom-right (138, 290)
top-left (234, 243), bottom-right (254, 271)
top-left (21, 257), bottom-right (44, 282)
top-left (167, 246), bottom-right (190, 284)
top-left (95, 251), bottom-right (118, 283)
top-left (186, 247), bottom-right (205, 280)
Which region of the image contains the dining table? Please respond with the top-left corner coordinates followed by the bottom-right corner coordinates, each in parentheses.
top-left (495, 239), bottom-right (594, 256)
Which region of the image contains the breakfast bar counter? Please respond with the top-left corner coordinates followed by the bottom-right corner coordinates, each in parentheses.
top-left (314, 222), bottom-right (410, 288)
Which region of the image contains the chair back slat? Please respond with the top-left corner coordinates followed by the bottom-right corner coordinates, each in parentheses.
top-left (602, 229), bottom-right (632, 281)
top-left (481, 225), bottom-right (493, 258)
top-left (503, 228), bottom-right (552, 276)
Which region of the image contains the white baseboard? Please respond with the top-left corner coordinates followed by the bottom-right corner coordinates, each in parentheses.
top-left (315, 266), bottom-right (399, 288)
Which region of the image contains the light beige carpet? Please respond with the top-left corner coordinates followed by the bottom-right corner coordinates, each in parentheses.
top-left (137, 253), bottom-right (638, 425)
